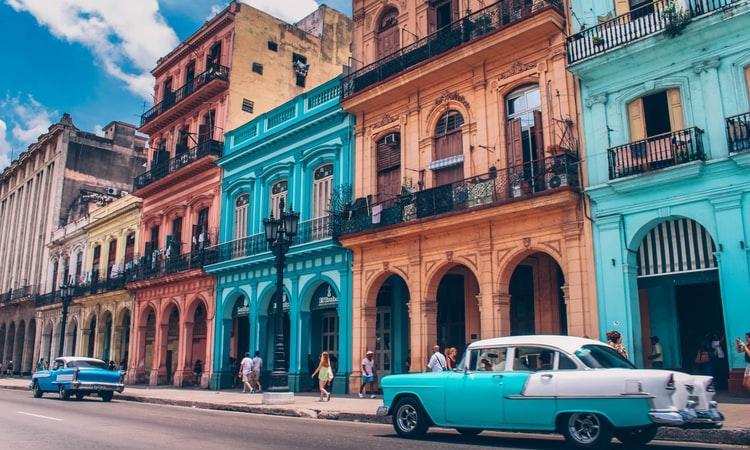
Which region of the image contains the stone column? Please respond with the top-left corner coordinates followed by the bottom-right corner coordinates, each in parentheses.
top-left (151, 322), bottom-right (168, 385)
top-left (562, 222), bottom-right (588, 337)
top-left (584, 93), bottom-right (610, 186)
top-left (348, 265), bottom-right (365, 393)
top-left (175, 319), bottom-right (193, 387)
top-left (494, 293), bottom-right (512, 337)
top-left (410, 300), bottom-right (437, 372)
top-left (112, 325), bottom-right (124, 366)
top-left (693, 59), bottom-right (726, 158)
top-left (129, 323), bottom-right (147, 384)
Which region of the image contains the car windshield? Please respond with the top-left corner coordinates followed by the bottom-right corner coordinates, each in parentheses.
top-left (67, 360), bottom-right (108, 369)
top-left (575, 345), bottom-right (635, 369)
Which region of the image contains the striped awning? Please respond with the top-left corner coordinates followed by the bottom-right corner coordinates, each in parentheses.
top-left (427, 154), bottom-right (464, 170)
top-left (637, 218), bottom-right (717, 277)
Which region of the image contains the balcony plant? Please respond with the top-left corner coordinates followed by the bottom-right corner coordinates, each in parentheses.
top-left (663, 2), bottom-right (691, 37)
top-left (592, 35), bottom-right (605, 46)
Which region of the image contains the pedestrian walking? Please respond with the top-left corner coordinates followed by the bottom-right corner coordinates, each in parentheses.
top-left (36, 358), bottom-right (45, 372)
top-left (239, 352), bottom-right (253, 393)
top-left (359, 350), bottom-right (377, 399)
top-left (427, 345), bottom-right (447, 372)
top-left (735, 332), bottom-right (750, 391)
top-left (711, 333), bottom-right (728, 389)
top-left (108, 360), bottom-right (117, 371)
top-left (606, 331), bottom-right (628, 359)
top-left (311, 352), bottom-right (334, 402)
top-left (7, 360), bottom-right (14, 376)
top-left (446, 347), bottom-right (457, 371)
top-left (648, 336), bottom-right (664, 369)
top-left (251, 351), bottom-right (263, 393)
top-left (193, 359), bottom-right (203, 385)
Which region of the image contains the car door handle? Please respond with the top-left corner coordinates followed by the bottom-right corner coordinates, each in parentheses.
top-left (492, 374), bottom-right (504, 379)
top-left (541, 374), bottom-right (553, 380)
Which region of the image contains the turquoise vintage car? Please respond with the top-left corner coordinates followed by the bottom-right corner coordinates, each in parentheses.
top-left (377, 336), bottom-right (723, 448)
top-left (31, 357), bottom-right (125, 402)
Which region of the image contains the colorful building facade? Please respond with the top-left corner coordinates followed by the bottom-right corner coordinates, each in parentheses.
top-left (568, 0), bottom-right (750, 392)
top-left (128, 2), bottom-right (352, 387)
top-left (205, 78), bottom-right (354, 393)
top-left (339, 0), bottom-right (598, 391)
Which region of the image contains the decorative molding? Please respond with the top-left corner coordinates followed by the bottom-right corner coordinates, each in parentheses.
top-left (540, 239), bottom-right (562, 257)
top-left (430, 91), bottom-right (470, 116)
top-left (585, 93), bottom-right (607, 108)
top-left (352, 8), bottom-right (365, 23)
top-left (499, 61), bottom-right (536, 80)
top-left (692, 58), bottom-right (720, 74)
top-left (522, 237), bottom-right (531, 248)
top-left (445, 251), bottom-right (453, 262)
top-left (371, 112), bottom-right (399, 130)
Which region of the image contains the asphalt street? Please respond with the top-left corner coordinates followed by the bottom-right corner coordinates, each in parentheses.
top-left (0, 389), bottom-right (743, 450)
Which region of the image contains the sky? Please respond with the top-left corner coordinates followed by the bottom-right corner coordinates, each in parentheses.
top-left (0, 0), bottom-right (352, 171)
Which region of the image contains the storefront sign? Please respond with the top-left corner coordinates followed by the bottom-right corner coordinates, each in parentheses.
top-left (234, 297), bottom-right (250, 317)
top-left (312, 284), bottom-right (338, 310)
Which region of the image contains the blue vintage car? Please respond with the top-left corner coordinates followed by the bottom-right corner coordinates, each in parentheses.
top-left (31, 357), bottom-right (125, 402)
top-left (377, 336), bottom-right (723, 448)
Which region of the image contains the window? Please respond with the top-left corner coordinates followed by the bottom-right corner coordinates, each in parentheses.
top-left (242, 98), bottom-right (254, 114)
top-left (162, 77), bottom-right (174, 104)
top-left (52, 360), bottom-right (64, 370)
top-left (512, 346), bottom-right (555, 372)
top-left (293, 53), bottom-right (308, 87)
top-left (506, 85), bottom-right (543, 168)
top-left (466, 347), bottom-right (508, 372)
top-left (377, 7), bottom-right (400, 59)
top-left (575, 345), bottom-right (635, 369)
top-left (234, 194), bottom-right (249, 241)
top-left (192, 208), bottom-right (210, 250)
top-left (627, 89), bottom-right (684, 141)
top-left (176, 128), bottom-right (190, 155)
top-left (199, 110), bottom-right (216, 143)
top-left (433, 110), bottom-right (465, 186)
top-left (107, 239), bottom-right (117, 278)
top-left (252, 62), bottom-right (263, 75)
top-left (124, 234), bottom-right (135, 264)
top-left (92, 245), bottom-right (101, 282)
top-left (427, 0), bottom-right (458, 33)
top-left (67, 359), bottom-right (108, 369)
top-left (62, 256), bottom-right (70, 286)
top-left (207, 42), bottom-right (222, 68)
top-left (321, 311), bottom-right (338, 357)
top-left (74, 251), bottom-right (83, 284)
top-left (270, 180), bottom-right (288, 219)
top-left (149, 225), bottom-right (160, 252)
top-left (376, 132), bottom-right (401, 201)
top-left (558, 353), bottom-right (578, 370)
top-left (51, 260), bottom-right (59, 291)
top-left (170, 217), bottom-right (183, 254)
top-left (185, 60), bottom-right (196, 88)
top-left (267, 40), bottom-right (278, 51)
top-left (312, 164), bottom-right (333, 219)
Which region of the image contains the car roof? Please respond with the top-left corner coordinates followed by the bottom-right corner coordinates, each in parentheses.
top-left (467, 335), bottom-right (608, 354)
top-left (56, 357), bottom-right (105, 364)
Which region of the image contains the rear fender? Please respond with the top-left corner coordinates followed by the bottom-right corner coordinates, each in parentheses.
top-left (555, 397), bottom-right (653, 429)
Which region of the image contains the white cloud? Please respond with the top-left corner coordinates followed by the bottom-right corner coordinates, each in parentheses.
top-left (206, 3), bottom-right (224, 21)
top-left (0, 94), bottom-right (56, 170)
top-left (93, 124), bottom-right (104, 137)
top-left (240, 0), bottom-right (319, 23)
top-left (5, 0), bottom-right (179, 100)
top-left (0, 120), bottom-right (11, 170)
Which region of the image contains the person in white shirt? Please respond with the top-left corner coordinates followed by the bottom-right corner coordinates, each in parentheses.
top-left (239, 352), bottom-right (253, 393)
top-left (251, 351), bottom-right (263, 393)
top-left (427, 345), bottom-right (447, 372)
top-left (359, 350), bottom-right (377, 399)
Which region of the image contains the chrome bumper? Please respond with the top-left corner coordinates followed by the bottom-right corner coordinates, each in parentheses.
top-left (72, 381), bottom-right (125, 393)
top-left (376, 406), bottom-right (390, 417)
top-left (649, 404), bottom-right (723, 429)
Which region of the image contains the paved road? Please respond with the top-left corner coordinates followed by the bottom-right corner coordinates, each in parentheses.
top-left (0, 389), bottom-right (743, 449)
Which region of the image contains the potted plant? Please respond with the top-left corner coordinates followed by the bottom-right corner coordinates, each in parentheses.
top-left (592, 35), bottom-right (605, 46)
top-left (663, 1), bottom-right (691, 38)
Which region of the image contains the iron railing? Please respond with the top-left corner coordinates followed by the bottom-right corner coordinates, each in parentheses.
top-left (33, 276), bottom-right (128, 307)
top-left (133, 139), bottom-right (223, 190)
top-left (35, 291), bottom-right (61, 307)
top-left (567, 0), bottom-right (743, 64)
top-left (334, 153), bottom-right (579, 236)
top-left (126, 250), bottom-right (208, 283)
top-left (204, 217), bottom-right (334, 265)
top-left (341, 0), bottom-right (562, 99)
top-left (0, 290), bottom-right (11, 304)
top-left (727, 112), bottom-right (750, 154)
top-left (608, 127), bottom-right (704, 179)
top-left (10, 285), bottom-right (38, 300)
top-left (140, 64), bottom-right (230, 127)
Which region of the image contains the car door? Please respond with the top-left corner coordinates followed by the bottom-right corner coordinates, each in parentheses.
top-left (40, 359), bottom-right (63, 391)
top-left (444, 346), bottom-right (508, 428)
top-left (501, 346), bottom-right (558, 430)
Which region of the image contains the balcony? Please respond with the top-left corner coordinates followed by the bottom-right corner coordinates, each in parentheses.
top-left (0, 290), bottom-right (11, 305)
top-left (204, 216), bottom-right (333, 266)
top-left (727, 112), bottom-right (750, 153)
top-left (133, 139), bottom-right (223, 191)
top-left (341, 0), bottom-right (562, 100)
top-left (334, 153), bottom-right (579, 236)
top-left (139, 64), bottom-right (230, 134)
top-left (607, 127), bottom-right (704, 180)
top-left (126, 250), bottom-right (208, 284)
top-left (567, 0), bottom-right (741, 65)
top-left (34, 276), bottom-right (127, 307)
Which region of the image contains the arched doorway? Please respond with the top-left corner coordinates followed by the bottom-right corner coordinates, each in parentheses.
top-left (116, 309), bottom-right (130, 368)
top-left (143, 307), bottom-right (156, 382)
top-left (187, 300), bottom-right (208, 386)
top-left (25, 320), bottom-right (36, 372)
top-left (0, 324), bottom-right (6, 364)
top-left (230, 295), bottom-right (250, 370)
top-left (304, 282), bottom-right (340, 376)
top-left (6, 322), bottom-right (16, 370)
top-left (263, 293), bottom-right (290, 371)
top-left (165, 305), bottom-right (180, 384)
top-left (66, 318), bottom-right (78, 357)
top-left (508, 252), bottom-right (567, 336)
top-left (14, 321), bottom-right (26, 374)
top-left (374, 275), bottom-right (410, 376)
top-left (435, 265), bottom-right (480, 358)
top-left (101, 311), bottom-right (113, 362)
top-left (86, 315), bottom-right (97, 357)
top-left (42, 321), bottom-right (54, 362)
top-left (633, 218), bottom-right (728, 388)
top-left (377, 7), bottom-right (400, 59)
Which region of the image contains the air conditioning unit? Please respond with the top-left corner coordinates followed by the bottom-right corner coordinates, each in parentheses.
top-left (119, 190), bottom-right (129, 197)
top-left (106, 187), bottom-right (119, 196)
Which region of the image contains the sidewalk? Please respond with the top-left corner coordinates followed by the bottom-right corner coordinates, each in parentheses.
top-left (1, 377), bottom-right (747, 445)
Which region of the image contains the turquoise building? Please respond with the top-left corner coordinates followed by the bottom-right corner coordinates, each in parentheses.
top-left (204, 78), bottom-right (354, 393)
top-left (568, 0), bottom-right (750, 391)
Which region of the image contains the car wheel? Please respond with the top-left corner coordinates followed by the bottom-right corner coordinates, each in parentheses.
top-left (32, 382), bottom-right (43, 398)
top-left (392, 397), bottom-right (429, 438)
top-left (615, 426), bottom-right (658, 447)
top-left (100, 391), bottom-right (113, 402)
top-left (456, 428), bottom-right (483, 437)
top-left (75, 392), bottom-right (86, 401)
top-left (58, 385), bottom-right (70, 401)
top-left (561, 412), bottom-right (613, 449)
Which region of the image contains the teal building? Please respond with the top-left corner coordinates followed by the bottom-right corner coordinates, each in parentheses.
top-left (568, 0), bottom-right (750, 391)
top-left (204, 78), bottom-right (354, 392)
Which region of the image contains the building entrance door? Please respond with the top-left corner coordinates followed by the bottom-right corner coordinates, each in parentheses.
top-left (375, 307), bottom-right (391, 376)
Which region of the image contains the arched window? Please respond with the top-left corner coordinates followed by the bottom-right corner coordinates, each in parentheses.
top-left (377, 7), bottom-right (400, 59)
top-left (234, 194), bottom-right (249, 241)
top-left (432, 110), bottom-right (465, 186)
top-left (376, 133), bottom-right (401, 201)
top-left (312, 164), bottom-right (333, 219)
top-left (92, 245), bottom-right (101, 282)
top-left (506, 85), bottom-right (543, 169)
top-left (271, 180), bottom-right (288, 219)
top-left (427, 0), bottom-right (458, 33)
top-left (62, 255), bottom-right (70, 286)
top-left (74, 251), bottom-right (83, 284)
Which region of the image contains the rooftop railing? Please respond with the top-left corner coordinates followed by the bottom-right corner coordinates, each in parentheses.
top-left (133, 139), bottom-right (223, 191)
top-left (140, 64), bottom-right (230, 127)
top-left (607, 127), bottom-right (704, 180)
top-left (341, 0), bottom-right (562, 99)
top-left (567, 0), bottom-right (743, 64)
top-left (727, 112), bottom-right (750, 154)
top-left (334, 152), bottom-right (579, 236)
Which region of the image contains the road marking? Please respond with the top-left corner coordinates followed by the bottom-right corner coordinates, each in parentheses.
top-left (17, 411), bottom-right (63, 421)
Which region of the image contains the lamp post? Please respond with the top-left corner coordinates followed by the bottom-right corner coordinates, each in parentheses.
top-left (57, 284), bottom-right (76, 358)
top-left (261, 199), bottom-right (299, 405)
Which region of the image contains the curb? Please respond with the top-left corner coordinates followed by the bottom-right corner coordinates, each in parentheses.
top-left (2, 385), bottom-right (747, 445)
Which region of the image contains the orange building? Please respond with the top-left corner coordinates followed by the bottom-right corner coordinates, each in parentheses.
top-left (338, 0), bottom-right (597, 390)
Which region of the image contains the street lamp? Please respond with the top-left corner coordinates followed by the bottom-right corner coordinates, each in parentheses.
top-left (57, 283), bottom-right (76, 358)
top-left (262, 198), bottom-right (299, 405)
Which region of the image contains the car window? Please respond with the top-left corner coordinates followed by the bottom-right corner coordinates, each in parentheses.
top-left (557, 353), bottom-right (578, 370)
top-left (53, 360), bottom-right (64, 370)
top-left (512, 346), bottom-right (555, 372)
top-left (575, 345), bottom-right (636, 369)
top-left (67, 360), bottom-right (108, 369)
top-left (467, 347), bottom-right (507, 372)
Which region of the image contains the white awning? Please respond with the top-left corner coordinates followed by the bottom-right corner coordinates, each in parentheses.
top-left (427, 154), bottom-right (464, 170)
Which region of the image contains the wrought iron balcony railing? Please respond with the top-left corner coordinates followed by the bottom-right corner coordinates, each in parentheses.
top-left (567, 0), bottom-right (742, 64)
top-left (204, 216), bottom-right (334, 266)
top-left (608, 127), bottom-right (704, 180)
top-left (334, 153), bottom-right (579, 236)
top-left (35, 291), bottom-right (61, 307)
top-left (33, 276), bottom-right (128, 307)
top-left (10, 285), bottom-right (38, 300)
top-left (140, 64), bottom-right (230, 127)
top-left (126, 250), bottom-right (208, 283)
top-left (727, 112), bottom-right (750, 154)
top-left (133, 139), bottom-right (223, 191)
top-left (341, 0), bottom-right (562, 99)
top-left (0, 290), bottom-right (12, 304)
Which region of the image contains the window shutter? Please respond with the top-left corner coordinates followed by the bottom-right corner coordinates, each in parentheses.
top-left (666, 88), bottom-right (685, 132)
top-left (627, 98), bottom-right (646, 141)
top-left (533, 110), bottom-right (544, 156)
top-left (506, 118), bottom-right (524, 168)
top-left (614, 0), bottom-right (630, 16)
top-left (427, 6), bottom-right (437, 34)
top-left (451, 0), bottom-right (460, 21)
top-left (744, 66), bottom-right (750, 100)
top-left (377, 140), bottom-right (400, 171)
